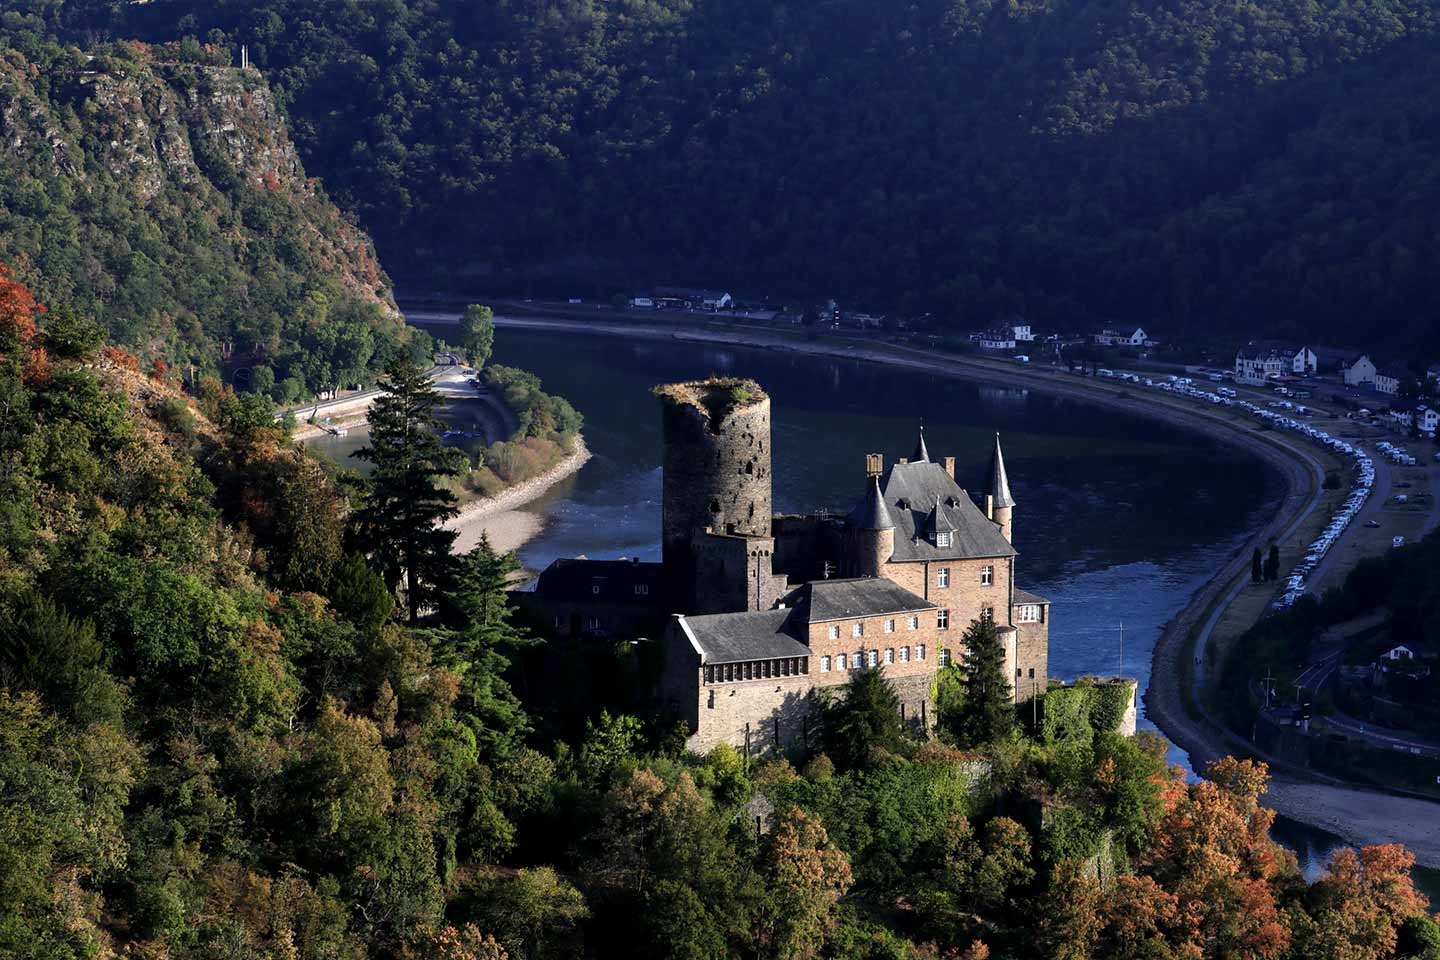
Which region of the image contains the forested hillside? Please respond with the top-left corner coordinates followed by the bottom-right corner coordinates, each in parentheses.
top-left (3, 265), bottom-right (1439, 960)
top-left (0, 32), bottom-right (421, 398)
top-left (13, 0), bottom-right (1440, 353)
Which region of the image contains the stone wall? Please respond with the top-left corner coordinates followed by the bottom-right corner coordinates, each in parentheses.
top-left (659, 381), bottom-right (773, 565)
top-left (691, 532), bottom-right (788, 614)
top-left (1014, 617), bottom-right (1049, 701)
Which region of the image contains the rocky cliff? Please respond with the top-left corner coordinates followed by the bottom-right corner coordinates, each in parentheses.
top-left (0, 42), bottom-right (406, 393)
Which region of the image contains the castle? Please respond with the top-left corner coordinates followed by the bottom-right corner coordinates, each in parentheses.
top-left (525, 377), bottom-right (1050, 755)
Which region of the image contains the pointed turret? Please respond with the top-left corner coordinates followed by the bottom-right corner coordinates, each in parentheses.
top-left (848, 475), bottom-right (896, 576)
top-left (989, 433), bottom-right (1015, 509)
top-left (853, 475), bottom-right (894, 531)
top-left (911, 425), bottom-right (930, 463)
top-left (987, 433), bottom-right (1015, 542)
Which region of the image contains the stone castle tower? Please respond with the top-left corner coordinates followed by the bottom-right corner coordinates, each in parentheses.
top-left (656, 378), bottom-right (784, 613)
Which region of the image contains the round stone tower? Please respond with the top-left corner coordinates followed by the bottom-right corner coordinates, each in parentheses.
top-left (655, 378), bottom-right (773, 566)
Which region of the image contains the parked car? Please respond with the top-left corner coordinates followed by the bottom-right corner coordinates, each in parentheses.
top-left (1364, 520), bottom-right (1381, 528)
top-left (1393, 536), bottom-right (1406, 548)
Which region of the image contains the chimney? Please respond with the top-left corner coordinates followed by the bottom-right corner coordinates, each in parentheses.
top-left (898, 458), bottom-right (909, 465)
top-left (865, 452), bottom-right (883, 477)
top-left (943, 456), bottom-right (955, 479)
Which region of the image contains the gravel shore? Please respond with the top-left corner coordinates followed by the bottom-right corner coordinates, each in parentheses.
top-left (444, 436), bottom-right (591, 554)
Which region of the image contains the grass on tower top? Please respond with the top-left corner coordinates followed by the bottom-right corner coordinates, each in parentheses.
top-left (653, 376), bottom-right (766, 428)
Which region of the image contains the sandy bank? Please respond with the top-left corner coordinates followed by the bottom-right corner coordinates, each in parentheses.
top-left (1266, 778), bottom-right (1440, 866)
top-left (444, 436), bottom-right (592, 554)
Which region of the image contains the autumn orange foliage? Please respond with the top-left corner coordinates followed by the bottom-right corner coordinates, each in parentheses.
top-left (22, 345), bottom-right (52, 387)
top-left (102, 345), bottom-right (142, 372)
top-left (0, 262), bottom-right (44, 354)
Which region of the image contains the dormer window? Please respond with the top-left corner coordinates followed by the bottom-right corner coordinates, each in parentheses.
top-left (936, 532), bottom-right (952, 548)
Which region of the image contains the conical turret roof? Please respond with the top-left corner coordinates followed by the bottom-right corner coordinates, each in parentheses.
top-left (911, 425), bottom-right (930, 463)
top-left (850, 475), bottom-right (895, 531)
top-left (989, 432), bottom-right (1015, 509)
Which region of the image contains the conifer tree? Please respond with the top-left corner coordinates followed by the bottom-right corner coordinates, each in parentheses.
top-left (1251, 548), bottom-right (1263, 584)
top-left (353, 356), bottom-right (465, 623)
top-left (825, 666), bottom-right (904, 769)
top-left (955, 617), bottom-right (1014, 745)
top-left (439, 536), bottom-right (538, 757)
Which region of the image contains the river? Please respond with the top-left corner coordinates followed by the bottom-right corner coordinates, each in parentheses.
top-left (306, 322), bottom-right (1418, 885)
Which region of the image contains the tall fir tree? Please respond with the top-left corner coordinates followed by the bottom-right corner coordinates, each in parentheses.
top-left (955, 616), bottom-right (1014, 745)
top-left (437, 536), bottom-right (538, 758)
top-left (353, 356), bottom-right (465, 623)
top-left (1251, 548), bottom-right (1263, 584)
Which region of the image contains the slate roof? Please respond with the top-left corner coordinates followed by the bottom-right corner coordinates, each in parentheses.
top-left (1013, 587), bottom-right (1050, 606)
top-left (989, 434), bottom-right (1015, 509)
top-left (857, 459), bottom-right (1016, 561)
top-left (849, 475), bottom-right (895, 530)
top-left (534, 557), bottom-right (665, 604)
top-left (680, 609), bottom-right (811, 664)
top-left (788, 578), bottom-right (936, 622)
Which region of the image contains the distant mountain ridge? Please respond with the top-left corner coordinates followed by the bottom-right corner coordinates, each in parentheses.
top-left (0, 40), bottom-right (422, 399)
top-left (12, 1), bottom-right (1440, 358)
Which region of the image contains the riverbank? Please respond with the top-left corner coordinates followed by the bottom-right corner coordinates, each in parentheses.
top-left (445, 436), bottom-right (592, 554)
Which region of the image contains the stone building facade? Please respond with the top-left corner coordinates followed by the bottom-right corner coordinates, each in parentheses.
top-left (526, 376), bottom-right (1053, 756)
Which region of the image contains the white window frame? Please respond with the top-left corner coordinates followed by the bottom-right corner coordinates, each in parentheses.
top-left (907, 616), bottom-right (919, 630)
top-left (884, 648), bottom-right (894, 664)
top-left (821, 655), bottom-right (831, 673)
top-left (836, 653), bottom-right (847, 670)
top-left (938, 567), bottom-right (950, 587)
top-left (939, 648), bottom-right (951, 667)
top-left (634, 584), bottom-right (649, 596)
top-left (900, 645), bottom-right (910, 662)
top-left (1016, 604), bottom-right (1040, 624)
top-left (854, 651), bottom-right (864, 670)
top-left (884, 618), bottom-right (895, 633)
top-left (917, 643), bottom-right (926, 661)
top-left (828, 624), bottom-right (840, 640)
top-left (852, 622), bottom-right (864, 638)
top-left (937, 609), bottom-right (949, 630)
top-left (981, 565), bottom-right (994, 586)
top-left (867, 650), bottom-right (878, 668)
top-left (937, 532), bottom-right (952, 548)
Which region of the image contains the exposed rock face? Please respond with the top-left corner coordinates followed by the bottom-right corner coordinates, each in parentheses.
top-left (0, 47), bottom-right (397, 326)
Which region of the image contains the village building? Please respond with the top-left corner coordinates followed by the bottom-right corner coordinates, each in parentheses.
top-left (1342, 354), bottom-right (1401, 394)
top-left (1093, 326), bottom-right (1152, 348)
top-left (1011, 322), bottom-right (1034, 342)
top-left (523, 377), bottom-right (1052, 755)
top-left (974, 329), bottom-right (1017, 351)
top-left (1233, 342), bottom-right (1317, 385)
top-left (652, 286), bottom-right (733, 310)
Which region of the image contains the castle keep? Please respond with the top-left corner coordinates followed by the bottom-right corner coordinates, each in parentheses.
top-left (527, 377), bottom-right (1050, 755)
